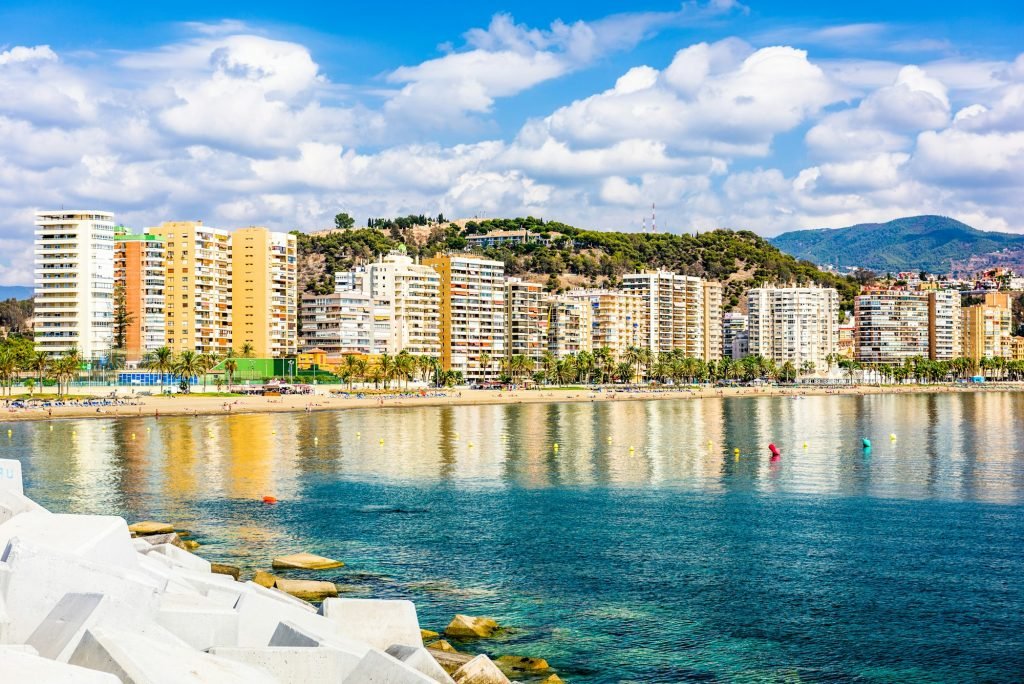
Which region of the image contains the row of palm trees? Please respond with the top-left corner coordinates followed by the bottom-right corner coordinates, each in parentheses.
top-left (0, 348), bottom-right (96, 397)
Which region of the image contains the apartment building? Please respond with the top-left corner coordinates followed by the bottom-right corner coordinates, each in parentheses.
top-left (928, 290), bottom-right (962, 361)
top-left (337, 251), bottom-right (441, 357)
top-left (147, 221), bottom-right (232, 355)
top-left (568, 290), bottom-right (646, 358)
top-left (962, 292), bottom-right (1013, 360)
top-left (33, 210), bottom-right (116, 358)
top-left (231, 227), bottom-right (298, 358)
top-left (424, 253), bottom-right (506, 382)
top-left (622, 271), bottom-right (722, 360)
top-left (113, 228), bottom-right (165, 363)
top-left (747, 286), bottom-right (838, 372)
top-left (854, 292), bottom-right (930, 364)
top-left (722, 312), bottom-right (748, 360)
top-left (546, 294), bottom-right (593, 358)
top-left (298, 291), bottom-right (374, 356)
top-left (505, 279), bottom-right (548, 369)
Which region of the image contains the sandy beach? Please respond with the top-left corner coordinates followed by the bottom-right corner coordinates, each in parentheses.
top-left (2, 382), bottom-right (1019, 423)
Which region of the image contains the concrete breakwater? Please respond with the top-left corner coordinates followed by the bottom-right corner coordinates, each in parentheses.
top-left (0, 458), bottom-right (556, 683)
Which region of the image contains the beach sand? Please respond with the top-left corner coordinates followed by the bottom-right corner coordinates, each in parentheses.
top-left (1, 382), bottom-right (1016, 423)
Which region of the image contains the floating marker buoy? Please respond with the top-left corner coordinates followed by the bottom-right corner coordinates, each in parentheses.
top-left (862, 438), bottom-right (872, 448)
top-left (271, 430), bottom-right (276, 435)
top-left (6, 429), bottom-right (11, 436)
top-left (468, 442), bottom-right (474, 448)
top-left (734, 448), bottom-right (740, 455)
top-left (356, 432), bottom-right (361, 438)
top-left (49, 425), bottom-right (53, 431)
top-left (889, 433), bottom-right (897, 441)
top-left (131, 433), bottom-right (136, 439)
top-left (553, 443), bottom-right (559, 451)
top-left (802, 442), bottom-right (808, 449)
top-left (768, 443), bottom-right (781, 457)
top-left (262, 496), bottom-right (277, 504)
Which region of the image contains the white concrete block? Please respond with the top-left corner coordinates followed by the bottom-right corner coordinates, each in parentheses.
top-left (235, 584), bottom-right (341, 648)
top-left (26, 592), bottom-right (106, 662)
top-left (0, 512), bottom-right (137, 570)
top-left (69, 626), bottom-right (280, 683)
top-left (210, 646), bottom-right (363, 683)
top-left (156, 592), bottom-right (239, 651)
top-left (0, 590), bottom-right (12, 645)
top-left (143, 543), bottom-right (211, 573)
top-left (319, 598), bottom-right (423, 651)
top-left (244, 580), bottom-right (318, 612)
top-left (386, 644), bottom-right (456, 684)
top-left (269, 619), bottom-right (373, 657)
top-left (2, 648), bottom-right (122, 683)
top-left (344, 648), bottom-right (437, 683)
top-left (0, 644), bottom-right (38, 654)
top-left (1, 539), bottom-right (160, 643)
top-left (0, 458), bottom-right (24, 495)
top-left (133, 553), bottom-right (201, 595)
top-left (0, 488), bottom-right (49, 525)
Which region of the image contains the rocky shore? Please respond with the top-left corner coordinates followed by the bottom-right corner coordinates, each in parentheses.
top-left (0, 458), bottom-right (563, 683)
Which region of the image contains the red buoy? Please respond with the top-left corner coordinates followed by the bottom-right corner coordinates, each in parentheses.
top-left (262, 496), bottom-right (278, 504)
top-left (768, 443), bottom-right (781, 457)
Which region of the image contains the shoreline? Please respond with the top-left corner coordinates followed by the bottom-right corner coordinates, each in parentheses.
top-left (3, 382), bottom-right (1021, 423)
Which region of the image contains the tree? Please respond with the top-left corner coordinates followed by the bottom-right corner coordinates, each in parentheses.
top-left (148, 347), bottom-right (175, 393)
top-left (29, 351), bottom-right (50, 387)
top-left (779, 361), bottom-right (797, 383)
top-left (0, 349), bottom-right (17, 396)
top-left (239, 343), bottom-right (255, 359)
top-left (173, 351), bottom-right (203, 393)
top-left (198, 353), bottom-right (219, 392)
top-left (112, 284), bottom-right (134, 352)
top-left (224, 358), bottom-right (238, 387)
top-left (52, 353), bottom-right (80, 398)
top-left (477, 352), bottom-right (492, 380)
top-left (334, 212), bottom-right (355, 230)
top-left (394, 351), bottom-right (415, 389)
top-left (23, 377), bottom-right (34, 396)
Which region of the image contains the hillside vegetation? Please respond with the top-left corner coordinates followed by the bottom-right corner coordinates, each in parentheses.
top-left (295, 217), bottom-right (860, 310)
top-left (770, 215), bottom-right (1024, 273)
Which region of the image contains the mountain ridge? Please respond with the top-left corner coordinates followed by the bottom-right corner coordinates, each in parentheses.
top-left (769, 215), bottom-right (1024, 274)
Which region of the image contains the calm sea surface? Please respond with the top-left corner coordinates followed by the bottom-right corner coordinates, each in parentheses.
top-left (6, 392), bottom-right (1024, 682)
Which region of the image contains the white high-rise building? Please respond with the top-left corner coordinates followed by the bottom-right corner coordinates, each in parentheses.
top-left (335, 250), bottom-right (441, 357)
top-left (722, 312), bottom-right (749, 360)
top-left (747, 286), bottom-right (839, 372)
top-left (622, 271), bottom-right (722, 360)
top-left (34, 210), bottom-right (116, 359)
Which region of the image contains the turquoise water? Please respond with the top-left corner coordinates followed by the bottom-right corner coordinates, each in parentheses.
top-left (6, 392), bottom-right (1024, 682)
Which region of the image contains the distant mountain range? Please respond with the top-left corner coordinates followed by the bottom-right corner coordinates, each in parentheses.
top-left (770, 216), bottom-right (1024, 274)
top-left (0, 286), bottom-right (32, 301)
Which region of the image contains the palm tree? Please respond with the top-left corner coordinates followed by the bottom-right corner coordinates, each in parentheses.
top-left (593, 347), bottom-right (614, 384)
top-left (555, 356), bottom-right (577, 385)
top-left (800, 360), bottom-right (815, 378)
top-left (148, 346), bottom-right (175, 393)
top-left (614, 361), bottom-right (634, 384)
top-left (508, 354), bottom-right (533, 384)
top-left (575, 350), bottom-right (595, 385)
top-left (394, 351), bottom-right (416, 389)
top-left (622, 346), bottom-right (645, 384)
top-left (779, 361), bottom-right (797, 383)
top-left (477, 351), bottom-right (492, 380)
top-left (0, 350), bottom-right (17, 396)
top-left (377, 353), bottom-right (396, 389)
top-left (29, 351), bottom-right (50, 387)
top-left (52, 354), bottom-right (79, 398)
top-left (224, 358), bottom-right (238, 388)
top-left (199, 353), bottom-right (219, 392)
top-left (240, 343), bottom-right (255, 359)
top-left (173, 351), bottom-right (203, 393)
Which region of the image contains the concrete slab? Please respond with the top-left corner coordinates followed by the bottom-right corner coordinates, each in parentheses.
top-left (69, 626), bottom-right (280, 683)
top-left (3, 648), bottom-right (122, 683)
top-left (386, 644), bottom-right (456, 684)
top-left (451, 654), bottom-right (512, 684)
top-left (319, 598), bottom-right (423, 651)
top-left (210, 646), bottom-right (363, 683)
top-left (271, 552), bottom-right (343, 570)
top-left (0, 488), bottom-right (49, 525)
top-left (268, 619), bottom-right (372, 657)
top-left (0, 458), bottom-right (24, 495)
top-left (26, 592), bottom-right (106, 662)
top-left (0, 512), bottom-right (137, 570)
top-left (1, 539), bottom-right (160, 643)
top-left (234, 583), bottom-right (341, 647)
top-left (156, 592), bottom-right (239, 651)
top-left (344, 648), bottom-right (437, 683)
top-left (143, 542), bottom-right (211, 573)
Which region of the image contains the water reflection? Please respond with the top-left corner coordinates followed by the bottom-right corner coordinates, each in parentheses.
top-left (12, 393), bottom-right (1024, 511)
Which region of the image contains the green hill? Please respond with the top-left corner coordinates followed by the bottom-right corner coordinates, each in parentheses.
top-left (769, 215), bottom-right (1024, 273)
top-left (295, 217), bottom-right (860, 311)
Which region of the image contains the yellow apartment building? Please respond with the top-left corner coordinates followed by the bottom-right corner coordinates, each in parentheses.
top-left (231, 227), bottom-right (298, 358)
top-left (962, 292), bottom-right (1013, 361)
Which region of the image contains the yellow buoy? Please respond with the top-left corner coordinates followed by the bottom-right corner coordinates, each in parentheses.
top-left (890, 433), bottom-right (897, 441)
top-left (553, 443), bottom-right (559, 450)
top-left (803, 442), bottom-right (808, 449)
top-left (131, 433), bottom-right (136, 439)
top-left (468, 442), bottom-right (474, 448)
top-left (629, 445), bottom-right (635, 452)
top-left (49, 425), bottom-right (53, 431)
top-left (356, 432), bottom-right (361, 438)
top-left (271, 430), bottom-right (276, 435)
top-left (379, 438), bottom-right (384, 445)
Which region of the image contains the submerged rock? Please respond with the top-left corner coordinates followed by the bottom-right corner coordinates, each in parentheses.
top-left (429, 646), bottom-right (473, 675)
top-left (421, 628), bottom-right (440, 640)
top-left (210, 563), bottom-right (241, 581)
top-left (271, 552), bottom-right (344, 570)
top-left (127, 521), bottom-right (174, 536)
top-left (542, 675), bottom-right (565, 683)
top-left (273, 578), bottom-right (338, 601)
top-left (496, 655), bottom-right (550, 673)
top-left (183, 540), bottom-right (201, 551)
top-left (452, 654), bottom-right (512, 684)
top-left (445, 614), bottom-right (500, 638)
top-left (252, 570), bottom-right (278, 588)
top-left (427, 639), bottom-right (456, 652)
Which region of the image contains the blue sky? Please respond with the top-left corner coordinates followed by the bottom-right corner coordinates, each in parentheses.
top-left (0, 0), bottom-right (1022, 284)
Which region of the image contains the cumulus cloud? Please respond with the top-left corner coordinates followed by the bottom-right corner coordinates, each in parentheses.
top-left (2, 13), bottom-right (1024, 284)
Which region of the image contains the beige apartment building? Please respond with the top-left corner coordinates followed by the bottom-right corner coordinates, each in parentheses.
top-left (423, 253), bottom-right (506, 382)
top-left (621, 271), bottom-right (722, 360)
top-left (147, 221), bottom-right (233, 355)
top-left (546, 294), bottom-right (593, 358)
top-left (962, 293), bottom-right (1013, 360)
top-left (568, 290), bottom-right (646, 358)
top-left (231, 227), bottom-right (298, 358)
top-left (505, 279), bottom-right (548, 370)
